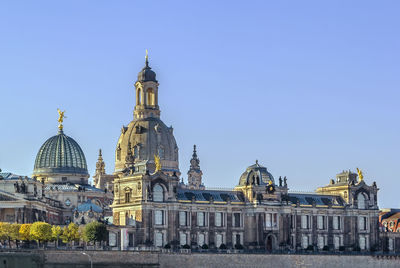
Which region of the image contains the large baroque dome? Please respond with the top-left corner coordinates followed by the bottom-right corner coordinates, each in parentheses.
top-left (114, 117), bottom-right (179, 174)
top-left (33, 129), bottom-right (88, 179)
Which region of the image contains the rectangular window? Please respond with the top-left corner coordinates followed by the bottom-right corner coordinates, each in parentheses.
top-left (215, 212), bottom-right (223, 227)
top-left (273, 214), bottom-right (277, 227)
top-left (334, 236), bottom-right (340, 250)
top-left (155, 210), bottom-right (164, 225)
top-left (290, 215), bottom-right (295, 229)
top-left (155, 232), bottom-right (163, 247)
top-left (235, 234), bottom-right (241, 246)
top-left (233, 213), bottom-right (241, 227)
top-left (317, 215), bottom-right (325, 230)
top-left (180, 232), bottom-right (187, 246)
top-left (333, 216), bottom-right (341, 230)
top-left (216, 234), bottom-right (223, 247)
top-left (128, 233), bottom-right (134, 247)
top-left (179, 211), bottom-right (187, 226)
top-left (266, 213), bottom-right (272, 228)
top-left (359, 216), bottom-right (367, 231)
top-left (198, 233), bottom-right (205, 246)
top-left (359, 236), bottom-right (366, 250)
top-left (197, 212), bottom-right (205, 227)
top-left (301, 215), bottom-right (310, 229)
top-left (301, 235), bottom-right (308, 249)
top-left (317, 235), bottom-right (324, 249)
top-left (125, 192), bottom-right (130, 203)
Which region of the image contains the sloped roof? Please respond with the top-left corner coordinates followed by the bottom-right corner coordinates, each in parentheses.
top-left (177, 188), bottom-right (244, 203)
top-left (287, 193), bottom-right (345, 207)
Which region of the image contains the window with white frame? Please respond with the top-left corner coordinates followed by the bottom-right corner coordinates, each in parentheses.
top-left (198, 233), bottom-right (205, 246)
top-left (216, 234), bottom-right (223, 247)
top-left (197, 212), bottom-right (205, 227)
top-left (301, 215), bottom-right (311, 229)
top-left (155, 232), bottom-right (163, 247)
top-left (317, 215), bottom-right (326, 230)
top-left (155, 210), bottom-right (164, 225)
top-left (180, 232), bottom-right (187, 246)
top-left (179, 211), bottom-right (188, 226)
top-left (333, 216), bottom-right (341, 230)
top-left (153, 184), bottom-right (164, 202)
top-left (358, 216), bottom-right (367, 231)
top-left (215, 212), bottom-right (223, 227)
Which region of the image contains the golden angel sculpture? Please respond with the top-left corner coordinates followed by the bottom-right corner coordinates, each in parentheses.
top-left (57, 109), bottom-right (66, 130)
top-left (357, 168), bottom-right (364, 182)
top-left (154, 154), bottom-right (162, 172)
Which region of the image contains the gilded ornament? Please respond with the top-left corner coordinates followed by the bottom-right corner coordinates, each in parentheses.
top-left (57, 108), bottom-right (66, 130)
top-left (154, 154), bottom-right (162, 172)
top-left (357, 168), bottom-right (364, 182)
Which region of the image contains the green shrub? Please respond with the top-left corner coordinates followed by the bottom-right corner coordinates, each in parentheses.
top-left (201, 244), bottom-right (209, 249)
top-left (235, 244), bottom-right (244, 250)
top-left (219, 243), bottom-right (227, 250)
top-left (182, 244), bottom-right (191, 249)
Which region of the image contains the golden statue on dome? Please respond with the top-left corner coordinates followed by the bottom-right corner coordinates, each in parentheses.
top-left (154, 154), bottom-right (162, 172)
top-left (57, 108), bottom-right (66, 130)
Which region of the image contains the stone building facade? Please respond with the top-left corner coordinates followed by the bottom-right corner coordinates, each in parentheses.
top-left (110, 55), bottom-right (380, 252)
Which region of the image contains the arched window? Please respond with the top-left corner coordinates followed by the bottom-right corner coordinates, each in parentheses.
top-left (137, 88), bottom-right (142, 105)
top-left (357, 193), bottom-right (366, 209)
top-left (153, 184), bottom-right (164, 202)
top-left (147, 88), bottom-right (155, 106)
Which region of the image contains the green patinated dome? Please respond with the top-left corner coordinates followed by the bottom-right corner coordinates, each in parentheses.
top-left (33, 130), bottom-right (88, 176)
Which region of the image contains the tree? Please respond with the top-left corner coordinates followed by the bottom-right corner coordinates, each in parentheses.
top-left (60, 223), bottom-right (80, 245)
top-left (10, 224), bottom-right (21, 248)
top-left (30, 222), bottom-right (52, 247)
top-left (51, 225), bottom-right (62, 247)
top-left (19, 224), bottom-right (32, 242)
top-left (0, 223), bottom-right (13, 248)
top-left (83, 222), bottom-right (108, 243)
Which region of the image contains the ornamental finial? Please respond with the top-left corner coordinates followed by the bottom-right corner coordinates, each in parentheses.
top-left (145, 49), bottom-right (149, 66)
top-left (57, 108), bottom-right (66, 130)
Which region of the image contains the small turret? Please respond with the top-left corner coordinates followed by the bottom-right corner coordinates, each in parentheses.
top-left (187, 145), bottom-right (204, 189)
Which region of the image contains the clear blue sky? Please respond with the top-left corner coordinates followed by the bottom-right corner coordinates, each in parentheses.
top-left (0, 1), bottom-right (399, 208)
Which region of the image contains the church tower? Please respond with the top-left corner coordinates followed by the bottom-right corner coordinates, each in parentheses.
top-left (114, 51), bottom-right (179, 176)
top-left (187, 145), bottom-right (204, 189)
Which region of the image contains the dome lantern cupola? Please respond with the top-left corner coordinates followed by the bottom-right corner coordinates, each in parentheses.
top-left (134, 50), bottom-right (160, 120)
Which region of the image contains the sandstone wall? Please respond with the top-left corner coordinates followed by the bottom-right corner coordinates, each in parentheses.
top-left (1, 250), bottom-right (400, 268)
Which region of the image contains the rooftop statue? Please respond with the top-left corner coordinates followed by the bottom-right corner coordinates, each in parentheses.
top-left (357, 168), bottom-right (364, 182)
top-left (57, 108), bottom-right (66, 130)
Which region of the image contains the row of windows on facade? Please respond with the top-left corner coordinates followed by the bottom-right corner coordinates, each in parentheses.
top-left (299, 234), bottom-right (369, 250)
top-left (154, 211), bottom-right (368, 232)
top-left (152, 232), bottom-right (239, 248)
top-left (155, 211), bottom-right (242, 227)
top-left (295, 215), bottom-right (368, 231)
